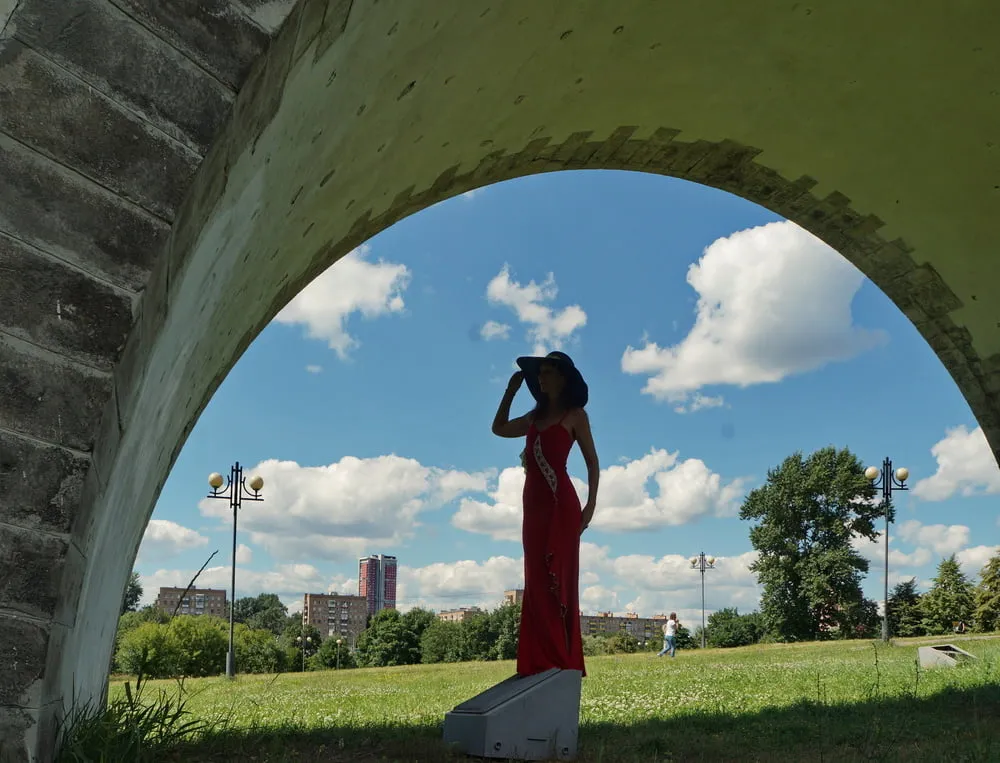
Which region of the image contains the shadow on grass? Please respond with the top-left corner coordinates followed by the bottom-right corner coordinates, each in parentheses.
top-left (141, 680), bottom-right (1000, 763)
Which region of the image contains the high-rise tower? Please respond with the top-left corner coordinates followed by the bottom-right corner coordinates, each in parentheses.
top-left (358, 554), bottom-right (397, 615)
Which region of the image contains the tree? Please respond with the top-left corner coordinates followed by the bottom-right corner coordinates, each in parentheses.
top-left (116, 623), bottom-right (181, 678)
top-left (316, 635), bottom-right (356, 669)
top-left (234, 625), bottom-right (287, 674)
top-left (121, 572), bottom-right (143, 615)
top-left (488, 601), bottom-right (521, 661)
top-left (674, 623), bottom-right (696, 650)
top-left (607, 632), bottom-right (639, 654)
top-left (112, 607), bottom-right (170, 673)
top-left (233, 593), bottom-right (287, 634)
top-left (421, 620), bottom-right (465, 663)
top-left (356, 609), bottom-right (420, 667)
top-left (706, 608), bottom-right (766, 648)
top-left (888, 578), bottom-right (924, 637)
top-left (401, 607), bottom-right (437, 640)
top-left (739, 446), bottom-right (882, 642)
top-left (281, 623), bottom-right (323, 671)
top-left (168, 615), bottom-right (228, 676)
top-left (921, 555), bottom-right (975, 634)
top-left (974, 550), bottom-right (1000, 633)
top-left (247, 607), bottom-right (290, 636)
top-left (461, 612), bottom-right (494, 661)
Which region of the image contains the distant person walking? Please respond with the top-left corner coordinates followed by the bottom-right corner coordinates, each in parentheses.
top-left (657, 613), bottom-right (679, 658)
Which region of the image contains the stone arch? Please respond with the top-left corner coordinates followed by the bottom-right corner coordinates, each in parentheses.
top-left (3, 1), bottom-right (999, 760)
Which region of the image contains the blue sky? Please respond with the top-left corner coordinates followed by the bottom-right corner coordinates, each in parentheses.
top-left (136, 170), bottom-right (1000, 624)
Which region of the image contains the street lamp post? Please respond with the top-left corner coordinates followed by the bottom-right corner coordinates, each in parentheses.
top-left (689, 552), bottom-right (716, 649)
top-left (207, 462), bottom-right (264, 679)
top-left (296, 635), bottom-right (314, 672)
top-left (336, 638), bottom-right (343, 670)
top-left (864, 458), bottom-right (909, 643)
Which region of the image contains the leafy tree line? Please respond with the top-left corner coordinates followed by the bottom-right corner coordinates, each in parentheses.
top-left (735, 445), bottom-right (1000, 643)
top-left (118, 444), bottom-right (1000, 675)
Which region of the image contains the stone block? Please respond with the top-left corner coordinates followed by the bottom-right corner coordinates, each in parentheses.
top-left (0, 616), bottom-right (49, 706)
top-left (229, 0), bottom-right (298, 159)
top-left (0, 39), bottom-right (199, 221)
top-left (0, 132), bottom-right (166, 292)
top-left (901, 263), bottom-right (964, 318)
top-left (240, 0), bottom-right (299, 32)
top-left (68, 462), bottom-right (103, 551)
top-left (0, 706), bottom-right (33, 763)
top-left (14, 0), bottom-right (234, 154)
top-left (294, 0), bottom-right (329, 63)
top-left (88, 389), bottom-right (121, 491)
top-left (0, 335), bottom-right (109, 452)
top-left (113, 256), bottom-right (169, 433)
top-left (623, 126), bottom-right (680, 168)
top-left (0, 235), bottom-right (133, 371)
top-left (108, 0), bottom-right (269, 89)
top-left (313, 0), bottom-right (355, 62)
top-left (0, 525), bottom-right (68, 622)
top-left (52, 540), bottom-right (86, 630)
top-left (0, 431), bottom-right (89, 535)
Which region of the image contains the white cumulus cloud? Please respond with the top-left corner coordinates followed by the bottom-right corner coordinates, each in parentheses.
top-left (480, 320), bottom-right (511, 341)
top-left (896, 520), bottom-right (970, 556)
top-left (621, 221), bottom-right (887, 412)
top-left (452, 449), bottom-right (748, 541)
top-left (486, 265), bottom-right (587, 356)
top-left (137, 520), bottom-right (209, 561)
top-left (398, 556), bottom-right (523, 612)
top-left (274, 244), bottom-right (410, 358)
top-left (912, 425), bottom-right (1000, 501)
top-left (199, 456), bottom-right (492, 562)
top-left (235, 543), bottom-right (253, 565)
top-left (956, 546), bottom-right (999, 578)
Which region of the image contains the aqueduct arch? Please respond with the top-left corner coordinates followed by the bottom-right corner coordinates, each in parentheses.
top-left (1, 1), bottom-right (998, 759)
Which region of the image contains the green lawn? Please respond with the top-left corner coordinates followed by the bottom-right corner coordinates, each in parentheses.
top-left (94, 635), bottom-right (1000, 762)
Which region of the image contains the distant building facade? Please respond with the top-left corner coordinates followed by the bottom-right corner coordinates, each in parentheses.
top-left (438, 607), bottom-right (485, 623)
top-left (302, 592), bottom-right (368, 647)
top-left (504, 589), bottom-right (524, 606)
top-left (154, 587), bottom-right (227, 618)
top-left (579, 611), bottom-right (667, 642)
top-left (358, 554), bottom-right (397, 615)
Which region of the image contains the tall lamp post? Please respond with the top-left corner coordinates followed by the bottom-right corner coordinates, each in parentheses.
top-left (296, 635), bottom-right (314, 672)
top-left (864, 458), bottom-right (909, 643)
top-left (689, 552), bottom-right (716, 649)
top-left (336, 638), bottom-right (343, 670)
top-left (207, 462), bottom-right (264, 679)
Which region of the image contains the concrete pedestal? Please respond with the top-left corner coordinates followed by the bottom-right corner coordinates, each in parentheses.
top-left (917, 644), bottom-right (978, 669)
top-left (443, 669), bottom-right (582, 761)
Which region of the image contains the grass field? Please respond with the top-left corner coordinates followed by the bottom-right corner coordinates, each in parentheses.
top-left (83, 635), bottom-right (1000, 762)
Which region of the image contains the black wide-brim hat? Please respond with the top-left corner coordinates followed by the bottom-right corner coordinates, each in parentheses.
top-left (516, 351), bottom-right (589, 409)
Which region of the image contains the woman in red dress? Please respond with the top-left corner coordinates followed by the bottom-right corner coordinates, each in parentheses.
top-left (491, 351), bottom-right (600, 677)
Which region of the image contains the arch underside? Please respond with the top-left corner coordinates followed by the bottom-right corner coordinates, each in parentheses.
top-left (1, 1), bottom-right (998, 760)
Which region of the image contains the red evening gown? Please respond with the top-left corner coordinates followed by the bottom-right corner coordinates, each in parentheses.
top-left (516, 414), bottom-right (586, 677)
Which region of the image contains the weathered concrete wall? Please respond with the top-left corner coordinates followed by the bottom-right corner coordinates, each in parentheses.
top-left (1, 1), bottom-right (998, 760)
top-left (0, 1), bottom-right (281, 761)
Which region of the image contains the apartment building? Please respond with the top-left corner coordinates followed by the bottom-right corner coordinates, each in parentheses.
top-left (154, 586), bottom-right (227, 617)
top-left (503, 589), bottom-right (524, 606)
top-left (438, 607), bottom-right (485, 623)
top-left (358, 554), bottom-right (397, 615)
top-left (302, 592), bottom-right (368, 647)
top-left (579, 611), bottom-right (668, 642)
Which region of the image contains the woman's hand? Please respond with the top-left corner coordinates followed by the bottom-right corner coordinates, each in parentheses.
top-left (492, 371), bottom-right (530, 438)
top-left (580, 501), bottom-right (596, 534)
